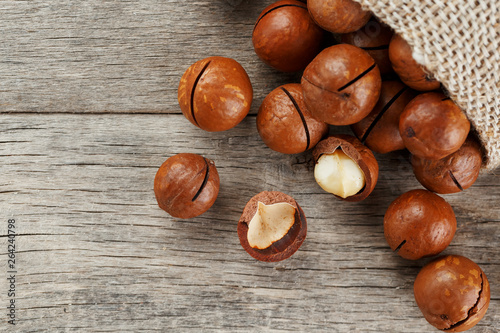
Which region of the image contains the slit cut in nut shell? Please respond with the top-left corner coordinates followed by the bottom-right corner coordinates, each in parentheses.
top-left (411, 136), bottom-right (483, 194)
top-left (313, 135), bottom-right (379, 201)
top-left (257, 83), bottom-right (329, 154)
top-left (178, 56), bottom-right (253, 132)
top-left (238, 191), bottom-right (307, 262)
top-left (301, 44), bottom-right (382, 126)
top-left (414, 255), bottom-right (490, 332)
top-left (384, 189), bottom-right (456, 260)
top-left (154, 153), bottom-right (220, 219)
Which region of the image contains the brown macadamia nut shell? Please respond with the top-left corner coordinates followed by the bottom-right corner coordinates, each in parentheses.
top-left (154, 153), bottom-right (220, 219)
top-left (313, 135), bottom-right (379, 201)
top-left (384, 189), bottom-right (456, 260)
top-left (399, 92), bottom-right (471, 160)
top-left (389, 34), bottom-right (441, 91)
top-left (414, 255), bottom-right (490, 332)
top-left (257, 83), bottom-right (329, 154)
top-left (253, 0), bottom-right (324, 72)
top-left (341, 19), bottom-right (394, 75)
top-left (302, 44), bottom-right (382, 125)
top-left (238, 191), bottom-right (307, 262)
top-left (351, 80), bottom-right (417, 154)
top-left (411, 136), bottom-right (483, 194)
top-left (308, 0), bottom-right (371, 33)
top-left (178, 56), bottom-right (253, 132)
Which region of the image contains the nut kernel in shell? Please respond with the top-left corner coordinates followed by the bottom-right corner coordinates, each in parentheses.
top-left (247, 202), bottom-right (296, 250)
top-left (237, 191), bottom-right (307, 262)
top-left (314, 150), bottom-right (366, 198)
top-left (312, 135), bottom-right (379, 202)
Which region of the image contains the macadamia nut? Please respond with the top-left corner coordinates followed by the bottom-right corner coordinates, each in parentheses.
top-left (238, 191), bottom-right (307, 262)
top-left (314, 150), bottom-right (366, 199)
top-left (384, 189), bottom-right (456, 260)
top-left (308, 0), bottom-right (371, 33)
top-left (247, 202), bottom-right (296, 249)
top-left (313, 135), bottom-right (379, 202)
top-left (253, 0), bottom-right (324, 72)
top-left (154, 153), bottom-right (220, 219)
top-left (178, 56), bottom-right (253, 132)
top-left (302, 44), bottom-right (382, 125)
top-left (400, 92), bottom-right (470, 160)
top-left (414, 255), bottom-right (490, 331)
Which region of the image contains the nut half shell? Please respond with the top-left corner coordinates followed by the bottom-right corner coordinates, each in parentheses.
top-left (237, 191), bottom-right (307, 262)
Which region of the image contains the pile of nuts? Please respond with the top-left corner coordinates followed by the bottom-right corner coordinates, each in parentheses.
top-left (153, 0), bottom-right (490, 331)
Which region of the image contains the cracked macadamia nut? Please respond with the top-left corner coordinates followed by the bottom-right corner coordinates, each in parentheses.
top-left (253, 0), bottom-right (324, 72)
top-left (400, 92), bottom-right (470, 160)
top-left (351, 80), bottom-right (417, 154)
top-left (154, 153), bottom-right (220, 219)
top-left (301, 44), bottom-right (382, 125)
top-left (411, 136), bottom-right (483, 194)
top-left (384, 189), bottom-right (456, 260)
top-left (313, 135), bottom-right (379, 201)
top-left (389, 34), bottom-right (441, 91)
top-left (178, 56), bottom-right (253, 132)
top-left (308, 0), bottom-right (371, 33)
top-left (414, 255), bottom-right (490, 332)
top-left (341, 19), bottom-right (394, 75)
top-left (257, 83), bottom-right (329, 154)
top-left (238, 191), bottom-right (307, 262)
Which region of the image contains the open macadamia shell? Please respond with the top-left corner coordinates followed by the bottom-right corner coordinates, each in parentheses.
top-left (399, 92), bottom-right (471, 160)
top-left (411, 136), bottom-right (484, 194)
top-left (384, 189), bottom-right (456, 260)
top-left (301, 44), bottom-right (382, 125)
top-left (154, 153), bottom-right (220, 219)
top-left (351, 80), bottom-right (417, 154)
top-left (414, 255), bottom-right (490, 332)
top-left (389, 34), bottom-right (441, 91)
top-left (257, 83), bottom-right (329, 154)
top-left (252, 0), bottom-right (324, 72)
top-left (178, 56), bottom-right (253, 132)
top-left (307, 0), bottom-right (371, 34)
top-left (312, 135), bottom-right (379, 202)
top-left (238, 191), bottom-right (307, 262)
top-left (341, 19), bottom-right (394, 75)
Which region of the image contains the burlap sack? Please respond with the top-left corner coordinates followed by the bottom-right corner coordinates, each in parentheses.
top-left (353, 0), bottom-right (500, 170)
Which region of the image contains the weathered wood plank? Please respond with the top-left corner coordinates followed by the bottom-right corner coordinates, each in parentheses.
top-left (0, 0), bottom-right (299, 114)
top-left (0, 114), bottom-right (498, 332)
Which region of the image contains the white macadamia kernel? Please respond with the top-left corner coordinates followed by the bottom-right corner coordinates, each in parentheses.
top-left (314, 149), bottom-right (365, 198)
top-left (247, 201), bottom-right (296, 249)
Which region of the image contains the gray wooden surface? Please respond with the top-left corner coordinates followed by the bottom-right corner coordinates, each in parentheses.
top-left (0, 1), bottom-right (498, 332)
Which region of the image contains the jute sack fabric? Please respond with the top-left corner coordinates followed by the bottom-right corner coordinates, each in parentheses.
top-left (353, 0), bottom-right (500, 170)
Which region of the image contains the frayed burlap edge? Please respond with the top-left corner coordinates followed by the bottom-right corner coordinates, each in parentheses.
top-left (353, 0), bottom-right (500, 171)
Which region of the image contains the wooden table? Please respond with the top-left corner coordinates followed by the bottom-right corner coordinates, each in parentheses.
top-left (1, 1), bottom-right (498, 331)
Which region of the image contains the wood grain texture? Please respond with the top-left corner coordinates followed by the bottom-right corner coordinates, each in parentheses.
top-left (0, 114), bottom-right (499, 332)
top-left (1, 0), bottom-right (499, 331)
top-left (0, 0), bottom-right (300, 114)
